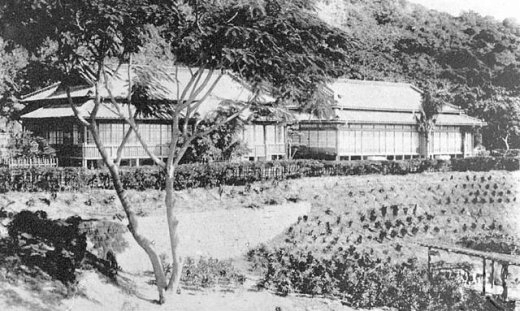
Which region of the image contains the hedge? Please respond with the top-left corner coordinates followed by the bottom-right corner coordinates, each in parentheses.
top-left (0, 157), bottom-right (517, 193)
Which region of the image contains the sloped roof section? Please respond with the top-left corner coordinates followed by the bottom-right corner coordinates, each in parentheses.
top-left (330, 79), bottom-right (423, 111)
top-left (20, 65), bottom-right (274, 120)
top-left (21, 65), bottom-right (272, 103)
top-left (20, 101), bottom-right (138, 119)
top-left (21, 83), bottom-right (62, 102)
top-left (436, 113), bottom-right (485, 126)
top-left (337, 110), bottom-right (417, 124)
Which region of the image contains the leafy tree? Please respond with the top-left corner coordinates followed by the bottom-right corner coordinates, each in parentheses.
top-left (472, 94), bottom-right (520, 150)
top-left (181, 106), bottom-right (250, 163)
top-left (6, 131), bottom-right (56, 158)
top-left (318, 0), bottom-right (520, 149)
top-left (1, 0), bottom-right (353, 303)
top-left (415, 88), bottom-right (444, 158)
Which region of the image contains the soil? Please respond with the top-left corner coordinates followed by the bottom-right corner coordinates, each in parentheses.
top-left (0, 171), bottom-right (519, 310)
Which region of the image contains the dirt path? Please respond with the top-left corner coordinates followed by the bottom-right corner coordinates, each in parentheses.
top-left (118, 202), bottom-right (311, 272)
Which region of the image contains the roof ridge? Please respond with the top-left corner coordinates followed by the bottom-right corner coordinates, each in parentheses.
top-left (20, 82), bottom-right (61, 100)
top-left (334, 78), bottom-right (415, 87)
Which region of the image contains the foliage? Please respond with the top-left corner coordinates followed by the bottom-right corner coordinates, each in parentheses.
top-left (491, 149), bottom-right (520, 157)
top-left (180, 257), bottom-right (245, 290)
top-left (318, 0), bottom-right (520, 149)
top-left (181, 107), bottom-right (250, 163)
top-left (471, 95), bottom-right (520, 150)
top-left (451, 156), bottom-right (520, 171)
top-left (252, 246), bottom-right (467, 310)
top-left (245, 169), bottom-right (518, 310)
top-left (415, 88), bottom-right (445, 158)
top-left (7, 210), bottom-right (87, 285)
top-left (79, 220), bottom-right (129, 259)
top-left (5, 131), bottom-right (56, 158)
top-left (5, 210), bottom-right (125, 287)
top-left (0, 157), bottom-right (518, 193)
top-left (458, 233), bottom-right (520, 255)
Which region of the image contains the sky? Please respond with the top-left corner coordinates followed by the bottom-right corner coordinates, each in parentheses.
top-left (407, 0), bottom-right (520, 22)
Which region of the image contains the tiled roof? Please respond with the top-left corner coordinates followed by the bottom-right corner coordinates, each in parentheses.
top-left (20, 65), bottom-right (274, 120)
top-left (337, 110), bottom-right (417, 124)
top-left (20, 100), bottom-right (147, 120)
top-left (330, 79), bottom-right (423, 111)
top-left (436, 113), bottom-right (485, 126)
top-left (294, 109), bottom-right (485, 126)
top-left (21, 65), bottom-right (272, 103)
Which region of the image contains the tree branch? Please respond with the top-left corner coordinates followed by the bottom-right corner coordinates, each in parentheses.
top-left (66, 88), bottom-right (90, 127)
top-left (102, 66), bottom-right (166, 169)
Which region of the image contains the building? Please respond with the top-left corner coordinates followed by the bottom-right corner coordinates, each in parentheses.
top-left (20, 66), bottom-right (286, 167)
top-left (0, 132), bottom-right (9, 159)
top-left (290, 79), bottom-right (485, 160)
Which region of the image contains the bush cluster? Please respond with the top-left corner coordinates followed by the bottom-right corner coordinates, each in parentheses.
top-left (252, 245), bottom-right (467, 311)
top-left (5, 210), bottom-right (126, 287)
top-left (7, 210), bottom-right (87, 285)
top-left (451, 157), bottom-right (520, 171)
top-left (0, 157), bottom-right (517, 193)
top-left (180, 257), bottom-right (246, 290)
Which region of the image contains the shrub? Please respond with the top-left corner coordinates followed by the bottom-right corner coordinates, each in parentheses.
top-left (0, 157), bottom-right (517, 193)
top-left (7, 210), bottom-right (87, 285)
top-left (79, 220), bottom-right (129, 259)
top-left (181, 257), bottom-right (245, 290)
top-left (252, 246), bottom-right (468, 311)
top-left (6, 211), bottom-right (124, 286)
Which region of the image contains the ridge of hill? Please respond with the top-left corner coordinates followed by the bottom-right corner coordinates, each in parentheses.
top-left (315, 0), bottom-right (520, 149)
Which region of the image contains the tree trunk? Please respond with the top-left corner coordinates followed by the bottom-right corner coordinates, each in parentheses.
top-left (503, 135), bottom-right (510, 150)
top-left (110, 169), bottom-right (168, 303)
top-left (165, 177), bottom-right (183, 293)
top-left (424, 134), bottom-right (430, 159)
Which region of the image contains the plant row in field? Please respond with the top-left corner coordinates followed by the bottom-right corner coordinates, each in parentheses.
top-left (0, 156), bottom-right (518, 192)
top-left (247, 170), bottom-right (519, 305)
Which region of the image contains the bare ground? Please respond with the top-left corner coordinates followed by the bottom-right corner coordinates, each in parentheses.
top-left (1, 172), bottom-right (520, 310)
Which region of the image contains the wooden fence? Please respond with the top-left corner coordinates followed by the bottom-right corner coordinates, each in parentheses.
top-left (0, 157), bottom-right (58, 168)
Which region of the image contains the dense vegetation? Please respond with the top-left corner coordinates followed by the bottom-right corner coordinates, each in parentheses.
top-left (1, 0), bottom-right (519, 149)
top-left (0, 157), bottom-right (518, 192)
top-left (1, 210), bottom-right (127, 290)
top-left (317, 0), bottom-right (520, 149)
top-left (247, 170), bottom-right (519, 309)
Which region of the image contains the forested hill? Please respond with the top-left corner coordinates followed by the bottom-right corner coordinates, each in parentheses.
top-left (1, 0), bottom-right (519, 149)
top-left (316, 0), bottom-right (520, 149)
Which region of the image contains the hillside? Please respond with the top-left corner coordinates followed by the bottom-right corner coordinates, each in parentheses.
top-left (315, 0), bottom-right (520, 149)
top-left (1, 0), bottom-right (519, 148)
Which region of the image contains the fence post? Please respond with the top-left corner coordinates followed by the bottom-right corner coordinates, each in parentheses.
top-left (482, 257), bottom-right (486, 296)
top-left (490, 260), bottom-right (494, 289)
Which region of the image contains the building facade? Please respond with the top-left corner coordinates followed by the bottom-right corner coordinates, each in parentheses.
top-left (291, 79), bottom-right (485, 160)
top-left (20, 67), bottom-right (286, 167)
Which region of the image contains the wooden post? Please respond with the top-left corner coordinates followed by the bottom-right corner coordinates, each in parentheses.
top-left (501, 264), bottom-right (509, 301)
top-left (482, 258), bottom-right (486, 296)
top-left (335, 128), bottom-right (340, 161)
top-left (491, 260), bottom-right (494, 289)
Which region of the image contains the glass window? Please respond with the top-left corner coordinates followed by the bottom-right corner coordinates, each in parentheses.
top-left (254, 125), bottom-right (264, 144)
top-left (385, 131), bottom-right (394, 154)
top-left (112, 123), bottom-right (123, 145)
top-left (73, 124), bottom-right (81, 145)
top-left (265, 125), bottom-right (275, 144)
top-left (309, 130), bottom-right (318, 148)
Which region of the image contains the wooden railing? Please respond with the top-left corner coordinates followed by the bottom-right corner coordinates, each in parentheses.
top-left (245, 143), bottom-right (286, 158)
top-left (73, 144), bottom-right (170, 160)
top-left (66, 143), bottom-right (285, 161)
top-left (1, 157), bottom-right (58, 168)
